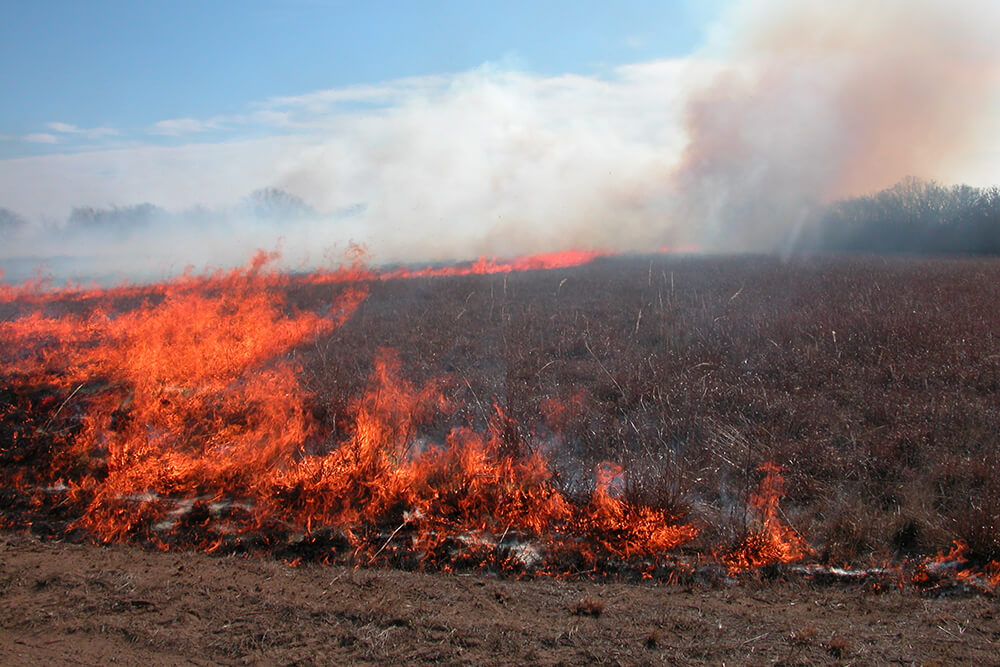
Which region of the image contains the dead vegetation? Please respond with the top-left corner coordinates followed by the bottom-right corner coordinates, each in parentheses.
top-left (299, 254), bottom-right (1000, 567)
top-left (2, 254), bottom-right (1000, 576)
top-left (3, 252), bottom-right (1000, 664)
top-left (569, 597), bottom-right (605, 617)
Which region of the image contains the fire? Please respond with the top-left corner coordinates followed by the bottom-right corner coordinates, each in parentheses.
top-left (0, 248), bottom-right (375, 306)
top-left (1, 251), bottom-right (368, 541)
top-left (0, 249), bottom-right (601, 305)
top-left (912, 540), bottom-right (1000, 593)
top-left (382, 249), bottom-right (608, 279)
top-left (5, 248), bottom-right (1000, 589)
top-left (0, 250), bottom-right (697, 574)
top-left (580, 461), bottom-right (696, 559)
top-left (723, 462), bottom-right (811, 574)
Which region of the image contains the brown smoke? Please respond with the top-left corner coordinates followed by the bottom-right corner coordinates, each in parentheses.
top-left (674, 0), bottom-right (1000, 251)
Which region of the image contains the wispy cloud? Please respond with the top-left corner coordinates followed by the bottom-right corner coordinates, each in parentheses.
top-left (46, 122), bottom-right (118, 139)
top-left (140, 75), bottom-right (453, 136)
top-left (148, 117), bottom-right (224, 136)
top-left (258, 74), bottom-right (450, 115)
top-left (24, 133), bottom-right (59, 144)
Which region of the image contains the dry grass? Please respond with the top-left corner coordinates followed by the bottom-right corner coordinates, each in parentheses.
top-left (303, 255), bottom-right (1000, 565)
top-left (3, 254), bottom-right (1000, 569)
top-left (569, 598), bottom-right (604, 617)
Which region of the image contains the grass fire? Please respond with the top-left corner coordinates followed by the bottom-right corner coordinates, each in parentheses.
top-left (5, 0), bottom-right (1000, 661)
top-left (3, 250), bottom-right (999, 595)
top-left (5, 249), bottom-right (1000, 663)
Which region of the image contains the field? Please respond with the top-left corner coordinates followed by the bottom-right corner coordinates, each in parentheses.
top-left (2, 253), bottom-right (1000, 663)
top-left (341, 255), bottom-right (1000, 562)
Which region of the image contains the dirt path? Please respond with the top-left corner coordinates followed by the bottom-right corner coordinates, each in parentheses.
top-left (1, 533), bottom-right (997, 665)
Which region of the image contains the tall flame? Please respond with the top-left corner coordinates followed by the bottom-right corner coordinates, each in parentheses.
top-left (723, 462), bottom-right (811, 574)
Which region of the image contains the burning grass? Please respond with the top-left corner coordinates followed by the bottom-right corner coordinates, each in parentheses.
top-left (2, 251), bottom-right (1000, 592)
top-left (0, 250), bottom-right (698, 577)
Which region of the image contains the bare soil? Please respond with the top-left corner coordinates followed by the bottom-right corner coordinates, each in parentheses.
top-left (2, 533), bottom-right (998, 666)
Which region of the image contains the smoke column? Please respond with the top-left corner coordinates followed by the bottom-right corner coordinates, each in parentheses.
top-left (673, 0), bottom-right (1000, 251)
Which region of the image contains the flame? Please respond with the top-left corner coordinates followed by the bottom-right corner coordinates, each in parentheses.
top-left (1, 249), bottom-right (601, 305)
top-left (0, 250), bottom-right (697, 574)
top-left (723, 462), bottom-right (811, 574)
top-left (0, 248), bottom-right (375, 306)
top-left (912, 540), bottom-right (1000, 592)
top-left (582, 461), bottom-right (696, 559)
top-left (7, 248), bottom-right (1000, 589)
top-left (382, 249), bottom-right (608, 279)
top-left (1, 251), bottom-right (368, 542)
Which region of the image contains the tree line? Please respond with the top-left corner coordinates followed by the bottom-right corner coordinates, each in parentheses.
top-left (803, 178), bottom-right (1000, 255)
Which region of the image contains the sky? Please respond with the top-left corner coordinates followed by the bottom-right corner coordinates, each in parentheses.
top-left (0, 1), bottom-right (714, 156)
top-left (1, 0), bottom-right (999, 279)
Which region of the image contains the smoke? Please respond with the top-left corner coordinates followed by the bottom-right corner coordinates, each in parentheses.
top-left (676, 0), bottom-right (1000, 250)
top-left (1, 65), bottom-right (695, 281)
top-left (0, 196), bottom-right (371, 284)
top-left (2, 0), bottom-right (999, 282)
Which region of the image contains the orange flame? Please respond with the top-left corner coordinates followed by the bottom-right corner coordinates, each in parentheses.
top-left (912, 540), bottom-right (1000, 592)
top-left (1, 250), bottom-right (697, 573)
top-left (382, 249), bottom-right (607, 279)
top-left (582, 461), bottom-right (696, 559)
top-left (1, 249), bottom-right (597, 306)
top-left (723, 462), bottom-right (811, 574)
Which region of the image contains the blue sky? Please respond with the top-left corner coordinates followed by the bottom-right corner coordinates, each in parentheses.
top-left (1, 1), bottom-right (716, 155)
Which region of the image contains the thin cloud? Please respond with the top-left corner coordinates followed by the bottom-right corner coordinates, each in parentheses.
top-left (24, 133), bottom-right (58, 144)
top-left (46, 122), bottom-right (118, 139)
top-left (46, 122), bottom-right (78, 133)
top-left (143, 79), bottom-right (453, 139)
top-left (258, 74), bottom-right (451, 114)
top-left (245, 110), bottom-right (294, 128)
top-left (149, 117), bottom-right (223, 136)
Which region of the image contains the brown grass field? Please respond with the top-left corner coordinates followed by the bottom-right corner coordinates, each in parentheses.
top-left (298, 254), bottom-right (1000, 567)
top-left (3, 253), bottom-right (1000, 664)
